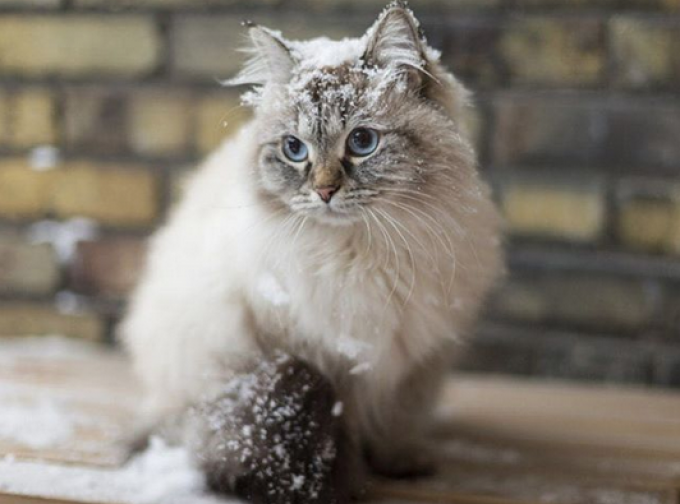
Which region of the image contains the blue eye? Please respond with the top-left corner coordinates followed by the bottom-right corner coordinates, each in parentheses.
top-left (282, 135), bottom-right (308, 163)
top-left (347, 128), bottom-right (379, 157)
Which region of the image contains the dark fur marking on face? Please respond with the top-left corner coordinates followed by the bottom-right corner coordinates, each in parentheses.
top-left (340, 157), bottom-right (354, 177)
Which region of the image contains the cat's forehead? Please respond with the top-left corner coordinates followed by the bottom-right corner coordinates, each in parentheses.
top-left (286, 64), bottom-right (388, 141)
top-left (289, 36), bottom-right (367, 70)
top-left (284, 42), bottom-right (396, 128)
top-left (291, 66), bottom-right (366, 106)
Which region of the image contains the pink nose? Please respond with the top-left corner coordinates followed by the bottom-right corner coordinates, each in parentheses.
top-left (316, 185), bottom-right (339, 203)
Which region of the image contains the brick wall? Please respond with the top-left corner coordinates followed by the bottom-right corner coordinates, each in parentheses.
top-left (0, 0), bottom-right (678, 387)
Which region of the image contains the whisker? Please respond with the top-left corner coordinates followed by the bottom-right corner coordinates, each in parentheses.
top-left (380, 199), bottom-right (458, 297)
top-left (374, 207), bottom-right (416, 309)
top-left (367, 208), bottom-right (401, 317)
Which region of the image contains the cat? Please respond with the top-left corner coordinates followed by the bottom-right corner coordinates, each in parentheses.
top-left (121, 1), bottom-right (503, 502)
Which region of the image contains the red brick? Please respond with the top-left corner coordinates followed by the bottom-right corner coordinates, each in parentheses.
top-left (71, 238), bottom-right (147, 297)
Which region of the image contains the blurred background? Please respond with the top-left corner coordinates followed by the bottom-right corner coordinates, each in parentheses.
top-left (0, 0), bottom-right (678, 388)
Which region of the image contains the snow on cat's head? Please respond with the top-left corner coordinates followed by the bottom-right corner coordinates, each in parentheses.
top-left (228, 2), bottom-right (473, 226)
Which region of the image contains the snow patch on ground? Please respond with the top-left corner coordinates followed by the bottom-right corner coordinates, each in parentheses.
top-left (0, 438), bottom-right (238, 504)
top-left (0, 335), bottom-right (105, 362)
top-left (0, 397), bottom-right (79, 449)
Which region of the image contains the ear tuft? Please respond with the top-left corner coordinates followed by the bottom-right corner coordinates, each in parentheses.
top-left (224, 25), bottom-right (295, 87)
top-left (363, 4), bottom-right (425, 73)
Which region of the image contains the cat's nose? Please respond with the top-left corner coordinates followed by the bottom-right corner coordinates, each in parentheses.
top-left (316, 185), bottom-right (339, 203)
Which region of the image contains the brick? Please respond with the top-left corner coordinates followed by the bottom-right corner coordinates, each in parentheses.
top-left (535, 337), bottom-right (651, 384)
top-left (616, 179), bottom-right (680, 254)
top-left (0, 159), bottom-right (159, 227)
top-left (513, 0), bottom-right (617, 5)
top-left (0, 90), bottom-right (7, 145)
top-left (0, 16), bottom-right (160, 77)
top-left (653, 348), bottom-right (680, 387)
top-left (172, 16), bottom-right (255, 79)
top-left (0, 303), bottom-right (103, 340)
top-left (0, 159), bottom-right (53, 220)
top-left (460, 104), bottom-right (485, 153)
top-left (500, 174), bottom-right (605, 242)
top-left (499, 18), bottom-right (605, 86)
top-left (492, 95), bottom-right (680, 171)
top-left (288, 0), bottom-right (499, 9)
top-left (515, 0), bottom-right (678, 6)
top-left (128, 91), bottom-right (193, 157)
top-left (439, 18), bottom-right (503, 88)
top-left (52, 163), bottom-right (159, 227)
top-left (610, 17), bottom-right (680, 89)
top-left (170, 166), bottom-right (194, 203)
top-left (457, 336), bottom-right (534, 376)
top-left (195, 93), bottom-right (250, 153)
top-left (172, 15), bottom-right (360, 79)
top-left (6, 89), bottom-right (57, 148)
top-left (64, 88), bottom-right (129, 155)
top-left (618, 199), bottom-right (675, 252)
top-left (661, 289), bottom-right (680, 342)
top-left (0, 0), bottom-right (61, 6)
top-left (76, 0), bottom-right (279, 6)
top-left (489, 273), bottom-right (656, 333)
top-left (71, 237), bottom-right (146, 297)
top-left (0, 238), bottom-right (59, 295)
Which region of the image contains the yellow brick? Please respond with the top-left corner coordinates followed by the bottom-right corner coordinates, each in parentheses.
top-left (460, 105), bottom-right (484, 152)
top-left (170, 166), bottom-right (195, 204)
top-left (0, 0), bottom-right (60, 5)
top-left (610, 18), bottom-right (678, 87)
top-left (503, 183), bottom-right (605, 241)
top-left (7, 89), bottom-right (57, 148)
top-left (0, 16), bottom-right (160, 77)
top-left (195, 94), bottom-right (251, 154)
top-left (668, 207), bottom-right (680, 254)
top-left (0, 303), bottom-right (103, 340)
top-left (619, 199), bottom-right (674, 252)
top-left (0, 159), bottom-right (159, 226)
top-left (0, 240), bottom-right (59, 295)
top-left (500, 18), bottom-right (604, 85)
top-left (78, 0), bottom-right (277, 5)
top-left (0, 90), bottom-right (7, 144)
top-left (0, 159), bottom-right (53, 219)
top-left (129, 92), bottom-right (192, 156)
top-left (52, 163), bottom-right (159, 227)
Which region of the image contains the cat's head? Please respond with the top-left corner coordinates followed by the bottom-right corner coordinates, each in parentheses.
top-left (229, 2), bottom-right (473, 226)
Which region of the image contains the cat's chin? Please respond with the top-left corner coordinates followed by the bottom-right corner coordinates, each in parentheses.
top-left (295, 207), bottom-right (361, 227)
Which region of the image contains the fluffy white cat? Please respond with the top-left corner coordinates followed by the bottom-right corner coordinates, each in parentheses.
top-left (122, 2), bottom-right (503, 502)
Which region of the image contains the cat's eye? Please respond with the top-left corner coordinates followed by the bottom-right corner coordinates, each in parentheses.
top-left (282, 136), bottom-right (308, 163)
top-left (347, 128), bottom-right (379, 157)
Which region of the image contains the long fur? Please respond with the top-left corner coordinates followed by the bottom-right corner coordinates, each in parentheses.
top-left (121, 2), bottom-right (503, 500)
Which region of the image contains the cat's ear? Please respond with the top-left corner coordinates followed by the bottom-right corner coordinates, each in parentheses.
top-left (363, 3), bottom-right (427, 82)
top-left (225, 23), bottom-right (296, 87)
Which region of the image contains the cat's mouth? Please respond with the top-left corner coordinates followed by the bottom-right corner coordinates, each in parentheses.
top-left (289, 195), bottom-right (368, 226)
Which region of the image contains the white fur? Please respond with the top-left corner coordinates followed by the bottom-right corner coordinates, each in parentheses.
top-left (121, 6), bottom-right (504, 454)
top-left (122, 121), bottom-right (501, 421)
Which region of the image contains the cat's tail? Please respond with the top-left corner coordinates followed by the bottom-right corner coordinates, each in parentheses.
top-left (185, 352), bottom-right (358, 504)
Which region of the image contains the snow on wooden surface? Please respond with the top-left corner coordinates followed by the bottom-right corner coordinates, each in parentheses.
top-left (1, 336), bottom-right (680, 504)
